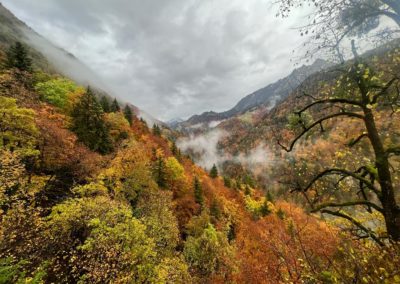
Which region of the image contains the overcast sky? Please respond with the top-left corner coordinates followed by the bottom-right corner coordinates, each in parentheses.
top-left (2, 0), bottom-right (310, 121)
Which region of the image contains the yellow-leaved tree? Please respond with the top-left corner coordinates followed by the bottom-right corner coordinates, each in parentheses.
top-left (0, 96), bottom-right (39, 159)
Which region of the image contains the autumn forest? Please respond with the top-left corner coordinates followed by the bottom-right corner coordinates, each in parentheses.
top-left (1, 0), bottom-right (400, 283)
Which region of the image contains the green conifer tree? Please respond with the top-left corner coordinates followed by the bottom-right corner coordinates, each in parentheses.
top-left (152, 124), bottom-right (161, 136)
top-left (71, 87), bottom-right (113, 154)
top-left (194, 177), bottom-right (204, 207)
top-left (223, 176), bottom-right (232, 188)
top-left (5, 42), bottom-right (32, 72)
top-left (139, 118), bottom-right (148, 129)
top-left (244, 185), bottom-right (251, 196)
top-left (277, 208), bottom-right (285, 220)
top-left (227, 223), bottom-right (236, 242)
top-left (260, 199), bottom-right (271, 217)
top-left (154, 157), bottom-right (166, 188)
top-left (235, 179), bottom-right (242, 191)
top-left (111, 98), bottom-right (120, 112)
top-left (266, 191), bottom-right (274, 203)
top-left (209, 164), bottom-right (218, 179)
top-left (243, 174), bottom-right (255, 188)
top-left (210, 199), bottom-right (221, 221)
top-left (171, 141), bottom-right (181, 159)
top-left (123, 105), bottom-right (133, 126)
top-left (100, 96), bottom-right (111, 113)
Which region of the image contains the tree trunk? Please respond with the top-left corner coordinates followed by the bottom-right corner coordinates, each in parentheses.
top-left (362, 107), bottom-right (400, 241)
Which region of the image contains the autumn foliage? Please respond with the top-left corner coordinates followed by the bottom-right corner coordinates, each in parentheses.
top-left (1, 42), bottom-right (399, 284)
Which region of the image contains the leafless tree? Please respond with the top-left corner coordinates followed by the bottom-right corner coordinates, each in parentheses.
top-left (278, 0), bottom-right (400, 63)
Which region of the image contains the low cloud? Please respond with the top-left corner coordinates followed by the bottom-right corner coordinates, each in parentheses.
top-left (236, 143), bottom-right (273, 174)
top-left (22, 28), bottom-right (112, 93)
top-left (3, 0), bottom-right (311, 121)
top-left (208, 120), bottom-right (226, 128)
top-left (177, 129), bottom-right (229, 169)
top-left (177, 129), bottom-right (273, 173)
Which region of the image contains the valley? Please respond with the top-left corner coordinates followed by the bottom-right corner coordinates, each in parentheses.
top-left (0, 1), bottom-right (400, 283)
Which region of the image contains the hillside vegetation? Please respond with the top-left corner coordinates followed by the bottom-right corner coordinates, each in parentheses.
top-left (1, 39), bottom-right (398, 284)
top-left (0, 42), bottom-right (331, 283)
top-left (1, 0), bottom-right (400, 280)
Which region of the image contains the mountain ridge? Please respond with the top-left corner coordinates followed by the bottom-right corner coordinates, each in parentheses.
top-left (0, 3), bottom-right (163, 125)
top-left (174, 58), bottom-right (330, 130)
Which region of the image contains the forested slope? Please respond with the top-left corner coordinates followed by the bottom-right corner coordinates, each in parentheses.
top-left (0, 42), bottom-right (341, 283)
top-left (0, 7), bottom-right (400, 282)
top-left (1, 37), bottom-right (399, 284)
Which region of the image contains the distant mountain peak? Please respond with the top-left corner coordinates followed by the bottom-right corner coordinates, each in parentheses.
top-left (176, 59), bottom-right (330, 131)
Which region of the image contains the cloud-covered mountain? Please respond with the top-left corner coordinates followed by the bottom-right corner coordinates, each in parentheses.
top-left (2, 0), bottom-right (314, 121)
top-left (174, 58), bottom-right (330, 130)
top-left (0, 3), bottom-right (161, 124)
top-left (0, 3), bottom-right (102, 87)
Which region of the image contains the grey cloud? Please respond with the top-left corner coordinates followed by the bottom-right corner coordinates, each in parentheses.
top-left (2, 0), bottom-right (309, 121)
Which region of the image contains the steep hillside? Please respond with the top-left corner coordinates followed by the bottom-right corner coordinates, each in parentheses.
top-left (0, 3), bottom-right (97, 83)
top-left (1, 4), bottom-right (400, 284)
top-left (0, 39), bottom-right (350, 284)
top-left (0, 3), bottom-right (51, 72)
top-left (0, 3), bottom-right (162, 125)
top-left (222, 59), bottom-right (328, 116)
top-left (177, 40), bottom-right (400, 244)
top-left (220, 41), bottom-right (400, 155)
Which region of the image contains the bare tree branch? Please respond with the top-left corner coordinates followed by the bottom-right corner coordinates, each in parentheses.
top-left (371, 77), bottom-right (399, 104)
top-left (311, 200), bottom-right (384, 214)
top-left (292, 168), bottom-right (380, 197)
top-left (294, 98), bottom-right (363, 115)
top-left (347, 133), bottom-right (368, 147)
top-left (278, 112), bottom-right (365, 152)
top-left (320, 209), bottom-right (385, 246)
top-left (386, 145), bottom-right (400, 156)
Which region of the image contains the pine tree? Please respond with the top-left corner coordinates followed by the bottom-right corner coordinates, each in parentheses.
top-left (244, 185), bottom-right (251, 196)
top-left (123, 105), bottom-right (133, 126)
top-left (110, 98), bottom-right (120, 112)
top-left (227, 223), bottom-right (236, 242)
top-left (154, 157), bottom-right (166, 188)
top-left (276, 208), bottom-right (285, 220)
top-left (223, 176), bottom-right (232, 188)
top-left (266, 191), bottom-right (274, 203)
top-left (235, 179), bottom-right (242, 191)
top-left (171, 141), bottom-right (177, 155)
top-left (260, 199), bottom-right (271, 217)
top-left (210, 199), bottom-right (221, 221)
top-left (5, 42), bottom-right (32, 72)
top-left (171, 141), bottom-right (181, 159)
top-left (140, 117), bottom-right (148, 128)
top-left (71, 87), bottom-right (113, 154)
top-left (243, 174), bottom-right (255, 188)
top-left (100, 96), bottom-right (111, 113)
top-left (152, 124), bottom-right (161, 136)
top-left (209, 164), bottom-right (218, 179)
top-left (194, 177), bottom-right (204, 207)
